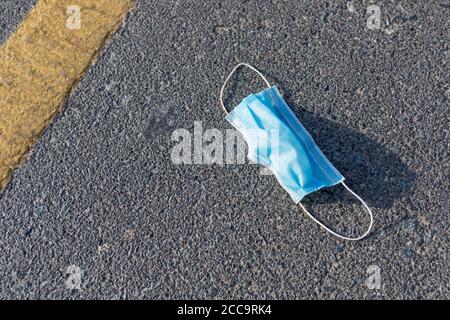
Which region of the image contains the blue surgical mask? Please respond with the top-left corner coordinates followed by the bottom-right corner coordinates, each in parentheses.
top-left (220, 63), bottom-right (373, 241)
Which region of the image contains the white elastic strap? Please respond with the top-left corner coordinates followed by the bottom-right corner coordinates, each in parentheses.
top-left (298, 182), bottom-right (373, 241)
top-left (220, 63), bottom-right (271, 115)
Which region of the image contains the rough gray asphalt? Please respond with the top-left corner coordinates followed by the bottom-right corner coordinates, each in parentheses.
top-left (0, 0), bottom-right (449, 299)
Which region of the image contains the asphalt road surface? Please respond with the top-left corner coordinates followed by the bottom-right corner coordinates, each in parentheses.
top-left (0, 0), bottom-right (448, 299)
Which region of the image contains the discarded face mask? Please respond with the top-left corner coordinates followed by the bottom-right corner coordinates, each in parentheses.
top-left (219, 63), bottom-right (373, 241)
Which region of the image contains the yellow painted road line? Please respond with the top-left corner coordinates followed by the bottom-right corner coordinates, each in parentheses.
top-left (0, 0), bottom-right (134, 190)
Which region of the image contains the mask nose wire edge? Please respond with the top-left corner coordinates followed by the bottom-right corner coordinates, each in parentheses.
top-left (298, 182), bottom-right (374, 241)
top-left (220, 63), bottom-right (271, 115)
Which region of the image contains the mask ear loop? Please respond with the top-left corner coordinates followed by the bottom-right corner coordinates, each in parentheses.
top-left (220, 63), bottom-right (271, 115)
top-left (298, 182), bottom-right (374, 241)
